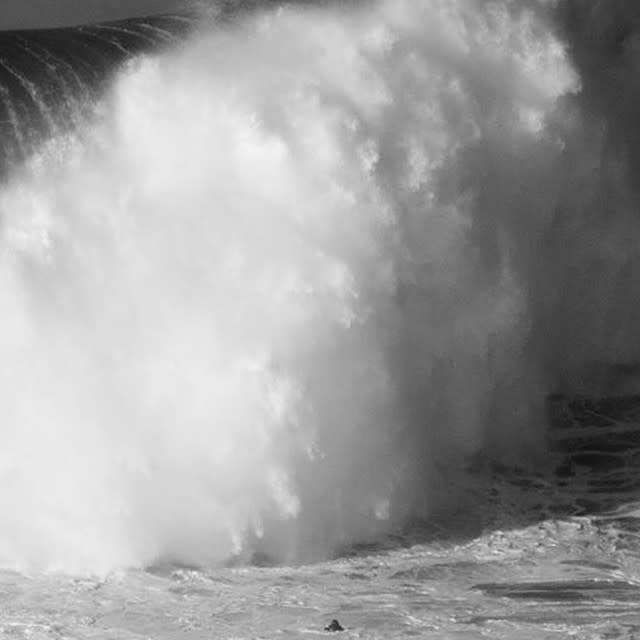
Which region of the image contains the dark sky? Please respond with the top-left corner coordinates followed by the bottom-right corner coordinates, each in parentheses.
top-left (0, 0), bottom-right (190, 29)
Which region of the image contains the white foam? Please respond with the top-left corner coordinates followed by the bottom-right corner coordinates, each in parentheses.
top-left (0, 0), bottom-right (574, 572)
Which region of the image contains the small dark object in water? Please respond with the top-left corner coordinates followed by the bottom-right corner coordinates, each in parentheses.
top-left (325, 619), bottom-right (344, 632)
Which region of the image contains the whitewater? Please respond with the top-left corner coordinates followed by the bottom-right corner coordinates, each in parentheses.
top-left (0, 0), bottom-right (639, 637)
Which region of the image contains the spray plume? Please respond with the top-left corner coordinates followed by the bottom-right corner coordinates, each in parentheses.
top-left (0, 0), bottom-right (621, 572)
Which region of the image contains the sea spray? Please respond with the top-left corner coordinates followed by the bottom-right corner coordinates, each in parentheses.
top-left (0, 0), bottom-right (574, 572)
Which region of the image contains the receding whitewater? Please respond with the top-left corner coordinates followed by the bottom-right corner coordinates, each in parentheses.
top-left (1, 0), bottom-right (640, 638)
top-left (2, 465), bottom-right (640, 639)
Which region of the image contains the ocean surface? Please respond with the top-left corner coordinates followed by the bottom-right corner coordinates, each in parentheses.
top-left (1, 1), bottom-right (640, 637)
top-left (2, 459), bottom-right (640, 639)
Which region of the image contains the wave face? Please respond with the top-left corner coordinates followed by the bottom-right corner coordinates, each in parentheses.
top-left (0, 14), bottom-right (195, 174)
top-left (0, 0), bottom-right (634, 573)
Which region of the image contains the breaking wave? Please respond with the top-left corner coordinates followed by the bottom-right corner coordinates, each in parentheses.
top-left (0, 0), bottom-right (634, 573)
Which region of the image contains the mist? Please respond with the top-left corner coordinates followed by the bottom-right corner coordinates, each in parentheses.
top-left (0, 0), bottom-right (637, 573)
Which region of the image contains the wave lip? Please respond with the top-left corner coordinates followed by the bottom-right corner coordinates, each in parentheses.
top-left (0, 14), bottom-right (196, 174)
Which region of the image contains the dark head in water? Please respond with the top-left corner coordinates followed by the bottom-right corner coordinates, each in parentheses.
top-left (324, 619), bottom-right (344, 632)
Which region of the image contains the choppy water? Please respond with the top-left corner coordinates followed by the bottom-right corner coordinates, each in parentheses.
top-left (2, 462), bottom-right (640, 639)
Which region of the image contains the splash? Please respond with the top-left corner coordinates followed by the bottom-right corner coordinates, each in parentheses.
top-left (0, 0), bottom-right (576, 572)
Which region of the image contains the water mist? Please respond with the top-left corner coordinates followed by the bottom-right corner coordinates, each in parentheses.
top-left (0, 0), bottom-right (579, 572)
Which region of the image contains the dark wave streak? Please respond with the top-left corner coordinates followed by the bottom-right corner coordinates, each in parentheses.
top-left (0, 14), bottom-right (196, 174)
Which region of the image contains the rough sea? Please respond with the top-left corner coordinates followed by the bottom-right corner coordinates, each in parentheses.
top-left (1, 1), bottom-right (640, 638)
